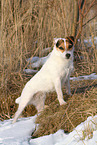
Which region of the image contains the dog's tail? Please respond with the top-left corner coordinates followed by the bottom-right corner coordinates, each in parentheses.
top-left (15, 97), bottom-right (21, 104)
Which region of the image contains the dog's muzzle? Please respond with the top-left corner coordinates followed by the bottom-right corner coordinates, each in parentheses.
top-left (66, 53), bottom-right (71, 59)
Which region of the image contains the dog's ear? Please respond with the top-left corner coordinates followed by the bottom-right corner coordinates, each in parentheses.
top-left (66, 36), bottom-right (74, 49)
top-left (66, 36), bottom-right (74, 43)
top-left (54, 38), bottom-right (64, 47)
top-left (56, 39), bottom-right (64, 47)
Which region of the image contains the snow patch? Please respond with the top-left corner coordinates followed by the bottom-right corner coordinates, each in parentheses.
top-left (0, 116), bottom-right (36, 145)
top-left (70, 73), bottom-right (97, 81)
top-left (0, 115), bottom-right (97, 145)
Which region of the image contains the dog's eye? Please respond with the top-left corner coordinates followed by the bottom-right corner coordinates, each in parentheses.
top-left (68, 44), bottom-right (73, 49)
top-left (59, 47), bottom-right (64, 50)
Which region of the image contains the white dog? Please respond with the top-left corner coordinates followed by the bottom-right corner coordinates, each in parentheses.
top-left (12, 36), bottom-right (74, 123)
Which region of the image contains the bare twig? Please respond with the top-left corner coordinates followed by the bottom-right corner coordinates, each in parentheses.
top-left (83, 14), bottom-right (97, 27)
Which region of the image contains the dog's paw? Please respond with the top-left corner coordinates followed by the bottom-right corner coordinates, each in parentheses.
top-left (59, 100), bottom-right (67, 105)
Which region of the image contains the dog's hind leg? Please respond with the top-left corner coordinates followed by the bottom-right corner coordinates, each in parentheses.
top-left (32, 92), bottom-right (46, 113)
top-left (12, 95), bottom-right (32, 124)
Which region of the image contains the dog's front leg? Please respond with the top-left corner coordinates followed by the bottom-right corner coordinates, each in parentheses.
top-left (65, 76), bottom-right (72, 96)
top-left (54, 78), bottom-right (66, 105)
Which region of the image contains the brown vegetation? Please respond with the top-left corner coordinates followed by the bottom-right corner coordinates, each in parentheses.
top-left (0, 0), bottom-right (97, 137)
top-left (32, 80), bottom-right (97, 137)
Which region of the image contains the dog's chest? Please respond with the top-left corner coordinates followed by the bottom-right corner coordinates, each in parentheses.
top-left (59, 62), bottom-right (73, 79)
top-left (49, 52), bottom-right (73, 72)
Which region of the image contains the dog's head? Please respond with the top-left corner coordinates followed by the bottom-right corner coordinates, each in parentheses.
top-left (54, 36), bottom-right (74, 59)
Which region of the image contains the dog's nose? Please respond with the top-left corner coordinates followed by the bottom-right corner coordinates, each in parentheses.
top-left (66, 53), bottom-right (71, 59)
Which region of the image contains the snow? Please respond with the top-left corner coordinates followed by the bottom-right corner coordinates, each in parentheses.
top-left (84, 37), bottom-right (97, 47)
top-left (70, 73), bottom-right (97, 81)
top-left (0, 116), bottom-right (36, 145)
top-left (30, 116), bottom-right (97, 145)
top-left (0, 115), bottom-right (97, 145)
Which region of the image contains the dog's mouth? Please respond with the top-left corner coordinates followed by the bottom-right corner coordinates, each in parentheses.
top-left (58, 51), bottom-right (73, 59)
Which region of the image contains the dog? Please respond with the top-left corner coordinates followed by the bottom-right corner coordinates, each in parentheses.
top-left (12, 36), bottom-right (74, 123)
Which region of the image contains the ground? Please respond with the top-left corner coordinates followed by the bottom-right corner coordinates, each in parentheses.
top-left (32, 79), bottom-right (97, 137)
top-left (0, 73), bottom-right (97, 139)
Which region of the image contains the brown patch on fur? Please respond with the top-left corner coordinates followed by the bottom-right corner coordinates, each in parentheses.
top-left (56, 40), bottom-right (65, 53)
top-left (56, 39), bottom-right (64, 47)
top-left (66, 41), bottom-right (73, 51)
top-left (66, 36), bottom-right (74, 51)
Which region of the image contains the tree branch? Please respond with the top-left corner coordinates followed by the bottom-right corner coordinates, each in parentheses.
top-left (83, 14), bottom-right (97, 27)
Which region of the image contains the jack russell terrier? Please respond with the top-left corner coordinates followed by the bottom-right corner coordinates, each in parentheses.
top-left (12, 36), bottom-right (74, 123)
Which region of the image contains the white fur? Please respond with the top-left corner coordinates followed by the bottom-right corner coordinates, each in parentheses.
top-left (12, 38), bottom-right (74, 123)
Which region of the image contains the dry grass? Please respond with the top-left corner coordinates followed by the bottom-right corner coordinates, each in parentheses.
top-left (32, 80), bottom-right (97, 137)
top-left (0, 0), bottom-right (97, 138)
